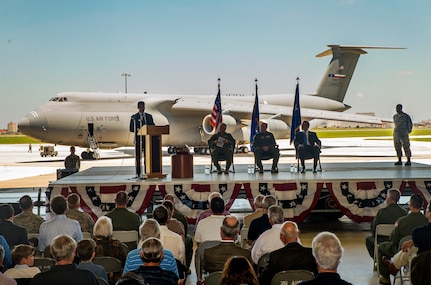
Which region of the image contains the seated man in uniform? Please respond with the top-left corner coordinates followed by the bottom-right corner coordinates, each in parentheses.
top-left (253, 122), bottom-right (280, 173)
top-left (207, 123), bottom-right (235, 174)
top-left (294, 120), bottom-right (321, 173)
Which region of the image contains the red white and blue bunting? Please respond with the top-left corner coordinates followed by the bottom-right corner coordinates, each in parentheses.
top-left (47, 179), bottom-right (431, 224)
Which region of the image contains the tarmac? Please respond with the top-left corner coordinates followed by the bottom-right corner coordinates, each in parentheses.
top-left (1, 137), bottom-right (430, 285)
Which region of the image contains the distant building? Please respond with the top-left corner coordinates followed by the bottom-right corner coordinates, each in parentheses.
top-left (326, 112), bottom-right (383, 128)
top-left (7, 122), bottom-right (17, 133)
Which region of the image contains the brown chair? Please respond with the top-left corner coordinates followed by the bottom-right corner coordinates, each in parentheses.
top-left (33, 257), bottom-right (55, 272)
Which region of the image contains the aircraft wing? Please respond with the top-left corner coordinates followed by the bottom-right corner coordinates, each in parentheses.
top-left (171, 97), bottom-right (383, 125)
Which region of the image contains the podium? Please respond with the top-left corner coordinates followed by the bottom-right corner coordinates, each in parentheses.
top-left (138, 125), bottom-right (169, 178)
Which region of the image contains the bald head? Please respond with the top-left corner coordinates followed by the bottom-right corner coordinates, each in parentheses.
top-left (280, 221), bottom-right (299, 245)
top-left (220, 215), bottom-right (240, 240)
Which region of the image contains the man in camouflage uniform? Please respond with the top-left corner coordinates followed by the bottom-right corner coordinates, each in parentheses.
top-left (393, 104), bottom-right (413, 166)
top-left (65, 146), bottom-right (80, 170)
top-left (14, 195), bottom-right (44, 234)
top-left (65, 193), bottom-right (94, 234)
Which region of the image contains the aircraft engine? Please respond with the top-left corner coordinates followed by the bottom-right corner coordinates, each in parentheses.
top-left (263, 119), bottom-right (289, 138)
top-left (202, 114), bottom-right (237, 134)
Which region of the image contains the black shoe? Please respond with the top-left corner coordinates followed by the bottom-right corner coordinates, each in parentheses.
top-left (271, 167), bottom-right (278, 173)
top-left (301, 168), bottom-right (305, 174)
top-left (394, 161), bottom-right (402, 165)
top-left (313, 169), bottom-right (317, 173)
top-left (224, 170), bottom-right (229, 174)
top-left (217, 170), bottom-right (222, 174)
top-left (258, 168), bottom-right (264, 174)
top-left (405, 161), bottom-right (411, 166)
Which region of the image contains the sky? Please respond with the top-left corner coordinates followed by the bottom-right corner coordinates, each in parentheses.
top-left (1, 0), bottom-right (430, 129)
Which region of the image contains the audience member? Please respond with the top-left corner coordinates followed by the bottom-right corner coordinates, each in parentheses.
top-left (381, 199), bottom-right (431, 277)
top-left (377, 194), bottom-right (428, 284)
top-left (243, 194), bottom-right (264, 229)
top-left (105, 191), bottom-right (141, 232)
top-left (66, 194), bottom-right (94, 234)
top-left (163, 194), bottom-right (188, 235)
top-left (365, 188), bottom-right (407, 258)
top-left (115, 272), bottom-right (147, 285)
top-left (4, 244), bottom-right (40, 278)
top-left (251, 205), bottom-right (285, 264)
top-left (299, 232), bottom-right (352, 285)
top-left (207, 123), bottom-right (235, 174)
top-left (0, 204), bottom-right (29, 249)
top-left (123, 219), bottom-right (178, 277)
top-left (0, 245), bottom-right (16, 285)
top-left (30, 234), bottom-right (98, 285)
top-left (152, 205), bottom-right (185, 265)
top-left (0, 236), bottom-right (12, 268)
top-left (38, 195), bottom-right (83, 252)
top-left (247, 195), bottom-right (277, 245)
top-left (203, 216), bottom-right (252, 273)
top-left (131, 237), bottom-right (178, 285)
top-left (93, 216), bottom-right (127, 266)
top-left (253, 122), bottom-right (280, 173)
top-left (195, 192), bottom-right (229, 227)
top-left (13, 195), bottom-right (44, 234)
top-left (220, 256), bottom-right (258, 285)
top-left (161, 200), bottom-right (185, 239)
top-left (194, 197), bottom-right (226, 244)
top-left (76, 238), bottom-right (109, 283)
top-left (162, 200), bottom-right (193, 270)
top-left (260, 221), bottom-right (317, 284)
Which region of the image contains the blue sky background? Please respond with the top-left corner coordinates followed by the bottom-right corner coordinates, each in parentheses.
top-left (1, 0), bottom-right (429, 128)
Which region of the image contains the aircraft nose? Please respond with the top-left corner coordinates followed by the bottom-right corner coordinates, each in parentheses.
top-left (18, 110), bottom-right (48, 141)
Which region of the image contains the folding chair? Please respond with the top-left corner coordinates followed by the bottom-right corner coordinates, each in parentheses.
top-left (96, 276), bottom-right (109, 285)
top-left (204, 271), bottom-right (222, 285)
top-left (373, 224), bottom-right (395, 272)
top-left (253, 145), bottom-right (279, 172)
top-left (295, 145), bottom-right (322, 172)
top-left (256, 252), bottom-right (270, 278)
top-left (271, 270), bottom-right (314, 285)
top-left (209, 146), bottom-right (235, 173)
top-left (112, 230), bottom-right (139, 251)
top-left (392, 235), bottom-right (412, 285)
top-left (33, 257), bottom-right (55, 272)
top-left (93, 256), bottom-right (123, 274)
top-left (240, 227), bottom-right (249, 248)
top-left (195, 240), bottom-right (220, 281)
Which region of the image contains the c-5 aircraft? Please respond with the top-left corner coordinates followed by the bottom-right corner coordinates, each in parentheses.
top-left (18, 45), bottom-right (401, 158)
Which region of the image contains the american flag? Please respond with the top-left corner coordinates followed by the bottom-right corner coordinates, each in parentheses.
top-left (210, 80), bottom-right (223, 131)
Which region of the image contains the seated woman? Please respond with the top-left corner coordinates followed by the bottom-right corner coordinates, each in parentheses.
top-left (220, 256), bottom-right (259, 285)
top-left (93, 216), bottom-right (127, 266)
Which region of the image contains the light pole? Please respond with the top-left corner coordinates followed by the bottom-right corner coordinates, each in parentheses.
top-left (121, 73), bottom-right (132, 93)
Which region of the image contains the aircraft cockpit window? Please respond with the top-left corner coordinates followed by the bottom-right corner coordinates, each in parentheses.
top-left (49, 97), bottom-right (60, 101)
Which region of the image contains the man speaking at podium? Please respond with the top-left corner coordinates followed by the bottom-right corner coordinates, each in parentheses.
top-left (130, 101), bottom-right (155, 178)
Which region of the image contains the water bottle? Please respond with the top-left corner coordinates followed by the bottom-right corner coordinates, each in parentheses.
top-left (290, 164), bottom-right (294, 173)
top-left (204, 165), bottom-right (210, 175)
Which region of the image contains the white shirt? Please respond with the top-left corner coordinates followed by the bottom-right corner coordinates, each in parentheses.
top-left (194, 215), bottom-right (225, 243)
top-left (159, 225), bottom-right (185, 264)
top-left (251, 223), bottom-right (284, 264)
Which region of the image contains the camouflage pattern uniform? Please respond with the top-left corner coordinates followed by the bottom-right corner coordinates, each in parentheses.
top-left (393, 111), bottom-right (412, 159)
top-left (66, 208), bottom-right (94, 233)
top-left (14, 211), bottom-right (44, 234)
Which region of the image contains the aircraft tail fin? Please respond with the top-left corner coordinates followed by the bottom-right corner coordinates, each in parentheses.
top-left (314, 45), bottom-right (405, 103)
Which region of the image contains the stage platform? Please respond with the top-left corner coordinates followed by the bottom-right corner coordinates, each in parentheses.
top-left (48, 161), bottom-right (431, 223)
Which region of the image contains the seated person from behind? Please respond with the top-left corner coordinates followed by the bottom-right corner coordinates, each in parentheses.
top-left (30, 234), bottom-right (99, 285)
top-left (220, 256), bottom-right (259, 285)
top-left (253, 122), bottom-right (280, 173)
top-left (76, 238), bottom-right (109, 283)
top-left (4, 244), bottom-right (40, 278)
top-left (131, 237), bottom-right (178, 285)
top-left (65, 146), bottom-right (80, 171)
top-left (294, 120), bottom-right (321, 173)
top-left (207, 123), bottom-right (236, 174)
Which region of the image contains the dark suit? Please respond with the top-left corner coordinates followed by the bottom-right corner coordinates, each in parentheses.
top-left (0, 220), bottom-right (29, 249)
top-left (412, 223), bottom-right (431, 255)
top-left (203, 241), bottom-right (251, 273)
top-left (299, 273), bottom-right (352, 285)
top-left (129, 112), bottom-right (155, 176)
top-left (294, 130), bottom-right (321, 170)
top-left (207, 132), bottom-right (235, 172)
top-left (30, 264), bottom-right (99, 285)
top-left (260, 242), bottom-right (318, 285)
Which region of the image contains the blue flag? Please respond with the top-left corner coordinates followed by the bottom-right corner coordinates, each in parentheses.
top-left (250, 81), bottom-right (260, 147)
top-left (290, 82), bottom-right (301, 144)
